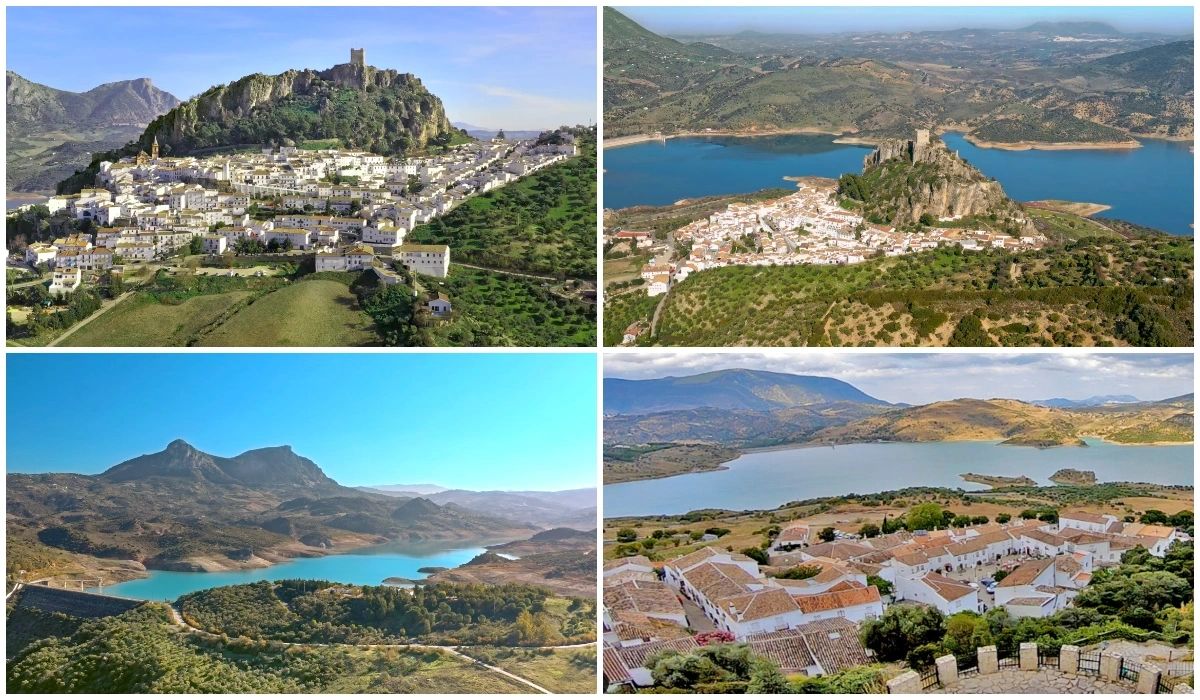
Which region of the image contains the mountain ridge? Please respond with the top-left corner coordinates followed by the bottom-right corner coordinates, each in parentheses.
top-left (604, 368), bottom-right (888, 414)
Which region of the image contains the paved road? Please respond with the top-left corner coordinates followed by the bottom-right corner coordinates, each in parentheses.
top-left (47, 291), bottom-right (132, 347)
top-left (168, 605), bottom-right (590, 694)
top-left (648, 230), bottom-right (676, 338)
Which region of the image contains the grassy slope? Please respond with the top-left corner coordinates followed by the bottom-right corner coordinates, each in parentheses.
top-left (461, 646), bottom-right (597, 694)
top-left (58, 292), bottom-right (253, 347)
top-left (407, 144), bottom-right (597, 280)
top-left (424, 267), bottom-right (594, 347)
top-left (610, 226), bottom-right (1192, 347)
top-left (196, 279), bottom-right (376, 347)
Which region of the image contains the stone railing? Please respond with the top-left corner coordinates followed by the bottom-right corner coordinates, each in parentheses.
top-left (887, 642), bottom-right (1193, 695)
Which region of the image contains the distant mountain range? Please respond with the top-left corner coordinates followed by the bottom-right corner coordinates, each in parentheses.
top-left (604, 368), bottom-right (888, 414)
top-left (7, 441), bottom-right (539, 577)
top-left (6, 71), bottom-right (179, 192)
top-left (357, 485), bottom-right (596, 531)
top-left (605, 369), bottom-right (1194, 464)
top-left (451, 121), bottom-right (543, 140)
top-left (1033, 395), bottom-right (1141, 408)
top-left (604, 8), bottom-right (1193, 143)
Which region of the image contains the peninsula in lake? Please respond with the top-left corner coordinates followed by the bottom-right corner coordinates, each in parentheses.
top-left (602, 8), bottom-right (1193, 348)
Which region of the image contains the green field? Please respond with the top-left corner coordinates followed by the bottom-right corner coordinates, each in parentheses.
top-left (59, 292), bottom-right (254, 347)
top-left (196, 279), bottom-right (377, 347)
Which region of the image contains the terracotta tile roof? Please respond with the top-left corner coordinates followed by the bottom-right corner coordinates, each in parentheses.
top-left (1058, 528), bottom-right (1112, 545)
top-left (1004, 596), bottom-right (1056, 607)
top-left (614, 637), bottom-right (699, 670)
top-left (802, 541), bottom-right (874, 561)
top-left (793, 585), bottom-right (881, 613)
top-left (604, 580), bottom-right (686, 617)
top-left (893, 550), bottom-right (930, 566)
top-left (745, 630), bottom-right (816, 673)
top-left (1054, 554), bottom-right (1083, 575)
top-left (922, 573), bottom-right (976, 602)
top-left (719, 587), bottom-right (800, 621)
top-left (1022, 529), bottom-right (1067, 547)
top-left (667, 546), bottom-right (737, 572)
top-left (683, 563), bottom-right (752, 601)
top-left (603, 647), bottom-right (633, 685)
top-left (1125, 524), bottom-right (1176, 540)
top-left (1061, 511), bottom-right (1111, 524)
top-left (605, 555), bottom-right (653, 572)
top-left (611, 610), bottom-right (691, 642)
top-left (792, 618), bottom-right (873, 674)
top-left (605, 570), bottom-right (660, 585)
top-left (997, 558), bottom-right (1054, 587)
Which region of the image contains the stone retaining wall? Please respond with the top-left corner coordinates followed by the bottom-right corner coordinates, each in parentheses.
top-left (886, 643), bottom-right (1194, 695)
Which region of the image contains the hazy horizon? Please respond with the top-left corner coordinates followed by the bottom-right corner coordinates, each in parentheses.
top-left (619, 6), bottom-right (1194, 38)
top-left (603, 352), bottom-right (1194, 406)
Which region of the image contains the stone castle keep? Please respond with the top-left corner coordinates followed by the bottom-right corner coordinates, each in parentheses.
top-left (350, 48), bottom-right (365, 67)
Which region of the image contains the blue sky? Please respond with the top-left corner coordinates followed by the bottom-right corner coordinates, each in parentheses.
top-left (622, 6), bottom-right (1194, 36)
top-left (7, 353), bottom-right (597, 491)
top-left (6, 6), bottom-right (596, 130)
top-left (605, 353), bottom-right (1194, 406)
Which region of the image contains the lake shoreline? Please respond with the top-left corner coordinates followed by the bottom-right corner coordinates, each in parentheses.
top-left (87, 534), bottom-right (523, 596)
top-left (962, 133), bottom-right (1141, 151)
top-left (604, 127), bottom-right (854, 151)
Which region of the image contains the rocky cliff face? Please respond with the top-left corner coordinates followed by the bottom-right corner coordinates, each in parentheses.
top-left (139, 61), bottom-right (453, 156)
top-left (7, 71), bottom-right (179, 127)
top-left (854, 131), bottom-right (1034, 233)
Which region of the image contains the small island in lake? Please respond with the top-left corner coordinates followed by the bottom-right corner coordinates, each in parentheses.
top-left (1050, 468), bottom-right (1098, 485)
top-left (960, 473), bottom-right (1037, 488)
top-left (416, 566), bottom-right (448, 574)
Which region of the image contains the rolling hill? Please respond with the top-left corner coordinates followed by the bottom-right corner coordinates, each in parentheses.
top-left (809, 395), bottom-right (1195, 447)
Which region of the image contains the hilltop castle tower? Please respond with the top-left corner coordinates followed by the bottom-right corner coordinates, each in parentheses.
top-left (350, 48), bottom-right (365, 67)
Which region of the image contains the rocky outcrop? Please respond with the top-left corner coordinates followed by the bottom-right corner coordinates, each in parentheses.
top-left (853, 130), bottom-right (1036, 234)
top-left (138, 60), bottom-right (453, 156)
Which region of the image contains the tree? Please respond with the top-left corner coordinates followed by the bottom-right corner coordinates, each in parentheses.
top-left (881, 515), bottom-right (905, 534)
top-left (867, 575), bottom-right (893, 597)
top-left (615, 528), bottom-right (637, 543)
top-left (818, 527), bottom-right (836, 542)
top-left (778, 565), bottom-right (822, 580)
top-left (496, 129), bottom-right (506, 140)
top-left (859, 523), bottom-right (881, 539)
top-left (996, 513), bottom-right (1012, 524)
top-left (952, 515), bottom-right (972, 528)
top-left (906, 503), bottom-right (945, 532)
top-left (861, 605), bottom-right (946, 662)
top-left (188, 236), bottom-right (204, 255)
top-left (740, 547), bottom-right (769, 565)
top-left (746, 658), bottom-right (789, 693)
